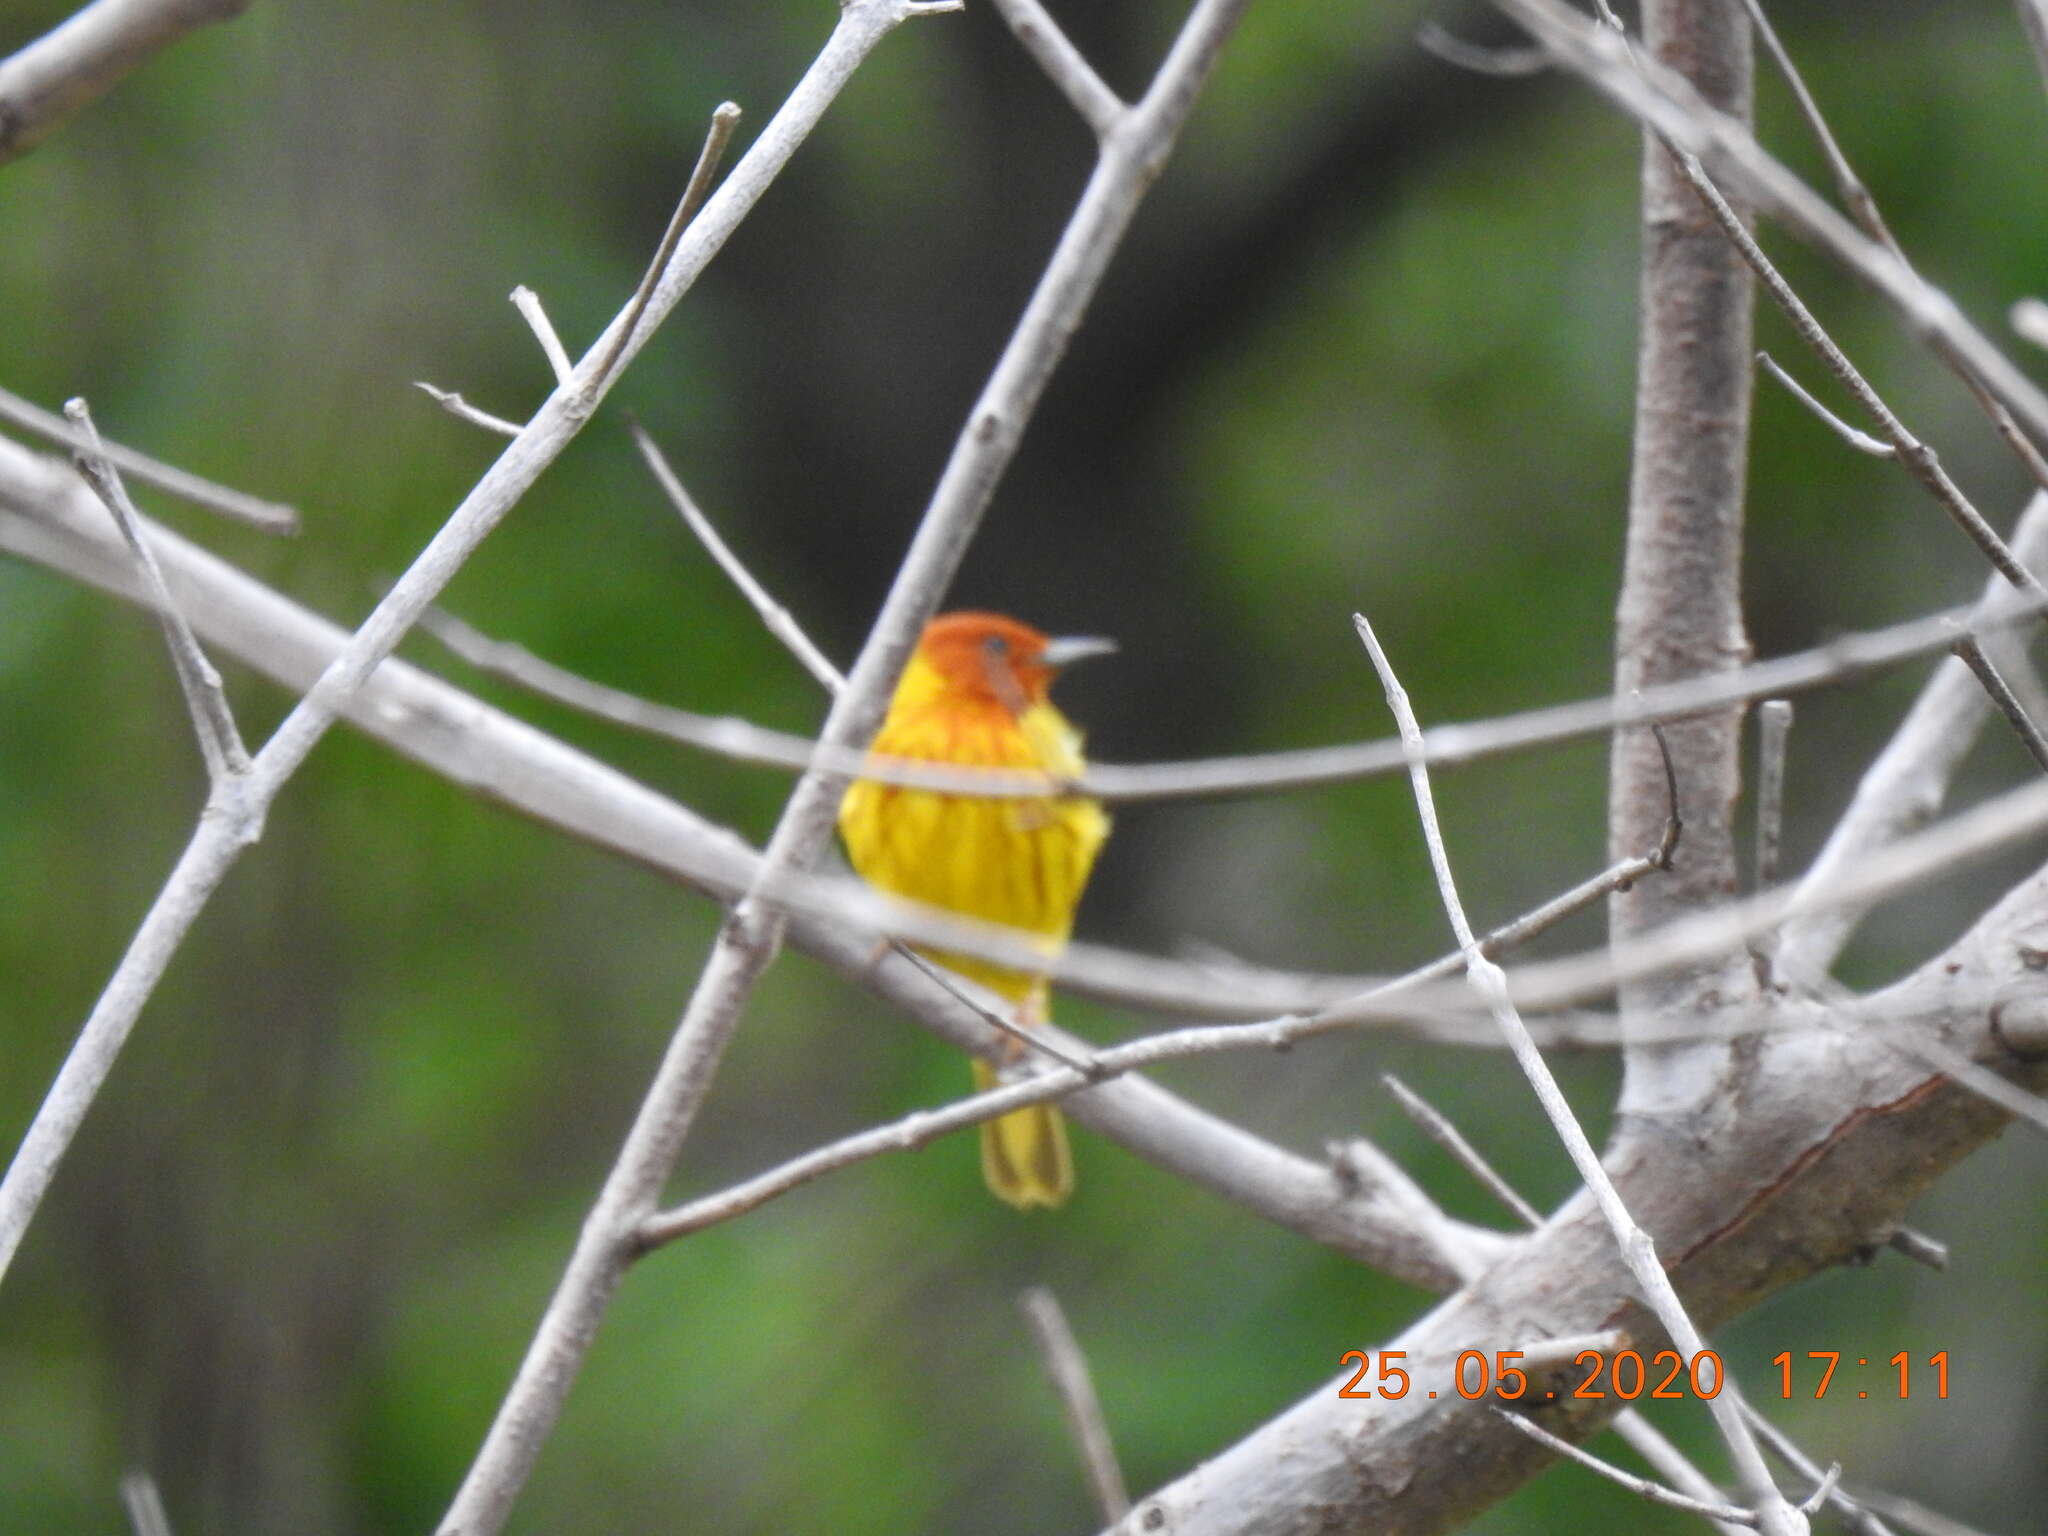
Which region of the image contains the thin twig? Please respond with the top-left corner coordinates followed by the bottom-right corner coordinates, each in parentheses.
top-left (1744, 0), bottom-right (2048, 496)
top-left (1797, 1465), bottom-right (1843, 1517)
top-left (1488, 0), bottom-right (2048, 452)
top-left (1377, 1070), bottom-right (1743, 1536)
top-left (888, 942), bottom-right (1100, 1075)
top-left (1019, 1286), bottom-right (1130, 1525)
top-left (1741, 0), bottom-right (1896, 255)
top-left (1883, 1029), bottom-right (2048, 1138)
top-left (420, 600), bottom-right (1042, 792)
top-left (1839, 1485), bottom-right (1996, 1536)
top-left (0, 0), bottom-right (252, 166)
top-left (415, 566), bottom-right (2048, 805)
top-left (627, 420), bottom-right (847, 692)
top-left (987, 0), bottom-right (1126, 137)
top-left (1757, 352), bottom-right (1893, 457)
top-left (0, 382), bottom-right (297, 531)
top-left (1777, 494), bottom-right (2048, 984)
top-left (1355, 612), bottom-right (1802, 1535)
top-left (118, 1470), bottom-right (174, 1536)
top-left (1885, 1228), bottom-right (1948, 1271)
top-left (587, 104), bottom-right (744, 391)
top-left (1415, 20), bottom-right (1548, 76)
top-left (1617, 1413), bottom-right (1755, 1536)
top-left (64, 398), bottom-right (250, 783)
top-left (510, 285), bottom-right (575, 385)
top-left (1488, 1408), bottom-right (1759, 1525)
top-left (1376, 1022), bottom-right (1846, 1536)
top-left (1381, 1073), bottom-right (1541, 1226)
top-left (2013, 296), bottom-right (2048, 353)
top-left (414, 382), bottom-right (522, 438)
top-left (1666, 123), bottom-right (2043, 596)
top-left (1745, 1408), bottom-right (1899, 1536)
top-left (1949, 634), bottom-right (2048, 773)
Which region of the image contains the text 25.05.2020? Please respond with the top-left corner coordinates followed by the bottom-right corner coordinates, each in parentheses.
top-left (1337, 1349), bottom-right (1723, 1403)
top-left (1336, 1350), bottom-right (1951, 1402)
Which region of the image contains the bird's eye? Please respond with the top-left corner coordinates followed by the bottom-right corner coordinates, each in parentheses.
top-left (982, 633), bottom-right (1009, 658)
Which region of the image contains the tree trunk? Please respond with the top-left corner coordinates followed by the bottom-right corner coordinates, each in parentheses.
top-left (1609, 0), bottom-right (1758, 1125)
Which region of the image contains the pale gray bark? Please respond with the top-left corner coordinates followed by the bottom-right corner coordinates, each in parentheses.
top-left (1116, 875), bottom-right (2048, 1532)
top-left (0, 0), bottom-right (250, 165)
top-left (1609, 0), bottom-right (1758, 1120)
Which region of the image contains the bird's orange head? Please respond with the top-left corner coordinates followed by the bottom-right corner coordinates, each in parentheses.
top-left (914, 611), bottom-right (1115, 712)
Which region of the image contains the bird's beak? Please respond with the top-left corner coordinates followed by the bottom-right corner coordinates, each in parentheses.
top-left (1040, 635), bottom-right (1118, 669)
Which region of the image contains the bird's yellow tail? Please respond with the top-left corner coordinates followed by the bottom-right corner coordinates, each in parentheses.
top-left (971, 1057), bottom-right (1073, 1209)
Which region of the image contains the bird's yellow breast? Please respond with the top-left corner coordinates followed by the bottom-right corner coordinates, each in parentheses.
top-left (838, 658), bottom-right (1108, 1002)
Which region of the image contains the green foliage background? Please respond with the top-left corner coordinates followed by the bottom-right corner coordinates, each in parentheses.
top-left (2, 0), bottom-right (2044, 1530)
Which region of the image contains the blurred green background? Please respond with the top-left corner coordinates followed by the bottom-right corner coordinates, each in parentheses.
top-left (3, 0), bottom-right (2045, 1530)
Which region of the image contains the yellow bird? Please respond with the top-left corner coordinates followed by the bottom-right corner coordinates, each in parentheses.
top-left (838, 611), bottom-right (1113, 1209)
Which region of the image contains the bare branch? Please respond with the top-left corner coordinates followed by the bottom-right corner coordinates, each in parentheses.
top-left (587, 103), bottom-right (743, 391)
top-left (1489, 1408), bottom-right (1760, 1525)
top-left (118, 1470), bottom-right (174, 1536)
top-left (1756, 352), bottom-right (1893, 457)
top-left (1377, 1022), bottom-right (1865, 1536)
top-left (0, 382), bottom-right (297, 531)
top-left (1840, 1485), bottom-right (1997, 1536)
top-left (627, 421), bottom-right (847, 692)
top-left (1885, 1227), bottom-right (1949, 1271)
top-left (1380, 1073), bottom-right (1541, 1227)
top-left (1882, 1029), bottom-right (2048, 1138)
top-left (1372, 1073), bottom-right (1743, 1536)
top-left (1776, 493), bottom-right (2048, 984)
top-left (509, 285), bottom-right (575, 385)
top-left (1950, 634), bottom-right (2048, 774)
top-left (1619, 1414), bottom-right (1757, 1536)
top-left (988, 0), bottom-right (1126, 137)
top-left (888, 941), bottom-right (1100, 1074)
top-left (1741, 0), bottom-right (1896, 255)
top-left (1744, 0), bottom-right (2048, 495)
top-left (1662, 108), bottom-right (2042, 597)
top-left (64, 397), bottom-right (251, 784)
top-left (1019, 1287), bottom-right (1130, 1525)
top-left (413, 382), bottom-right (522, 438)
top-left (1504, 771), bottom-right (2048, 1018)
top-left (1415, 21), bottom-right (1549, 77)
top-left (1486, 0), bottom-right (2048, 452)
top-left (1356, 612), bottom-right (1802, 1533)
top-left (1744, 1410), bottom-right (1898, 1536)
top-left (0, 0), bottom-right (251, 166)
top-left (426, 569), bottom-right (2048, 806)
top-left (2013, 296), bottom-right (2048, 352)
top-left (1796, 1465), bottom-right (1842, 1517)
top-left (423, 106), bottom-right (743, 443)
top-left (1605, 0), bottom-right (1758, 1117)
